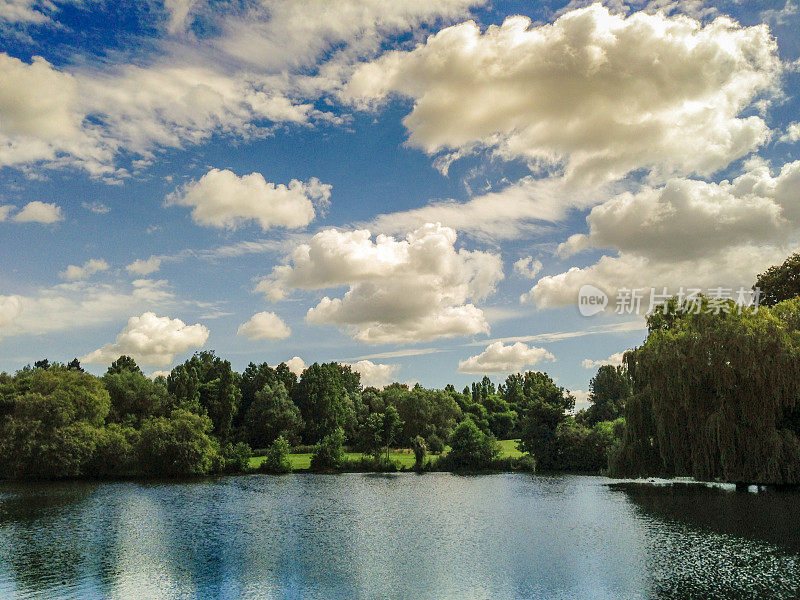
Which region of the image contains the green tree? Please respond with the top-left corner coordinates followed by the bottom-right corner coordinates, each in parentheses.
top-left (381, 405), bottom-right (402, 462)
top-left (611, 297), bottom-right (800, 484)
top-left (221, 441), bottom-right (253, 473)
top-left (90, 423), bottom-right (140, 477)
top-left (135, 409), bottom-right (221, 476)
top-left (168, 352), bottom-right (241, 441)
top-left (426, 433), bottom-right (444, 454)
top-left (293, 363), bottom-right (359, 443)
top-left (580, 365), bottom-right (631, 427)
top-left (0, 367), bottom-right (110, 479)
top-left (755, 252), bottom-right (800, 306)
top-left (411, 435), bottom-right (427, 470)
top-left (516, 371), bottom-right (575, 471)
top-left (103, 370), bottom-right (172, 426)
top-left (360, 412), bottom-right (385, 459)
top-left (107, 355), bottom-right (142, 376)
top-left (237, 362), bottom-right (298, 427)
top-left (243, 382), bottom-right (303, 448)
top-left (440, 417), bottom-right (499, 471)
top-left (392, 386), bottom-right (461, 446)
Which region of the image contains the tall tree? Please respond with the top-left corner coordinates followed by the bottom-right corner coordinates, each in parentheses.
top-left (168, 352), bottom-right (241, 440)
top-left (293, 363), bottom-right (359, 443)
top-left (381, 405), bottom-right (402, 462)
top-left (103, 369), bottom-right (171, 427)
top-left (237, 362), bottom-right (298, 427)
top-left (107, 355), bottom-right (141, 375)
top-left (0, 367), bottom-right (110, 479)
top-left (755, 253), bottom-right (800, 306)
top-left (243, 382), bottom-right (303, 447)
top-left (581, 365), bottom-right (631, 426)
top-left (516, 371), bottom-right (575, 470)
top-left (611, 297), bottom-right (800, 484)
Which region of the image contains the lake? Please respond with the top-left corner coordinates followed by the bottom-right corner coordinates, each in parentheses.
top-left (0, 473), bottom-right (798, 599)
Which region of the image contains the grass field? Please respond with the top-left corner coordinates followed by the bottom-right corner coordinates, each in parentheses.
top-left (249, 439), bottom-right (524, 471)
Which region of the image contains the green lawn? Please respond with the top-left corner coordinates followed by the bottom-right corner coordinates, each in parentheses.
top-left (498, 438), bottom-right (524, 458)
top-left (249, 439), bottom-right (523, 471)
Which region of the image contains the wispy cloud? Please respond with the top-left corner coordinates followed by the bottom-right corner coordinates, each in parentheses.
top-left (467, 320), bottom-right (645, 346)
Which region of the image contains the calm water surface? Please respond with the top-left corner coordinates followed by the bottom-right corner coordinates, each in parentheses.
top-left (0, 473), bottom-right (798, 599)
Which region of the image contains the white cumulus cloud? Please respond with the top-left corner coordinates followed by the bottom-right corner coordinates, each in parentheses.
top-left (347, 359), bottom-right (399, 388)
top-left (81, 312), bottom-right (209, 367)
top-left (126, 256), bottom-right (162, 276)
top-left (527, 160), bottom-right (800, 308)
top-left (12, 201), bottom-right (63, 223)
top-left (167, 168), bottom-right (330, 230)
top-left (582, 352), bottom-right (625, 370)
top-left (0, 54), bottom-right (111, 174)
top-left (258, 223), bottom-right (503, 343)
top-left (458, 341), bottom-right (554, 374)
top-left (284, 356), bottom-right (306, 376)
top-left (345, 4), bottom-right (780, 183)
top-left (514, 257), bottom-right (543, 279)
top-left (237, 311), bottom-right (291, 340)
top-left (780, 122), bottom-right (800, 143)
top-left (59, 258), bottom-right (110, 281)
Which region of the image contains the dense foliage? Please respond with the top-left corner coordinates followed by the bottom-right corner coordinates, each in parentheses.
top-left (755, 252), bottom-right (800, 306)
top-left (611, 297), bottom-right (800, 484)
top-left (0, 349), bottom-right (626, 479)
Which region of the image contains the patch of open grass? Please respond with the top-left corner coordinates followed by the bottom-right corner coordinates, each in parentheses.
top-left (498, 439), bottom-right (523, 458)
top-left (249, 439), bottom-right (524, 471)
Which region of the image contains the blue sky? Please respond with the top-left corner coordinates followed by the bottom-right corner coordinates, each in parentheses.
top-left (1, 0), bottom-right (799, 404)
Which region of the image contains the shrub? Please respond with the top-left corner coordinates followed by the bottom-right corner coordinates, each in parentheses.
top-left (136, 409), bottom-right (220, 477)
top-left (90, 424), bottom-right (139, 477)
top-left (344, 455), bottom-right (397, 472)
top-left (221, 441), bottom-right (253, 474)
top-left (515, 454), bottom-right (537, 473)
top-left (260, 436), bottom-right (292, 474)
top-left (411, 435), bottom-right (427, 470)
top-left (438, 418), bottom-right (499, 471)
top-left (290, 444), bottom-right (316, 454)
top-left (310, 428), bottom-right (346, 471)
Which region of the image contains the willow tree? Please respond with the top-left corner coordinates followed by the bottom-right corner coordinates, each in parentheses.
top-left (610, 297), bottom-right (800, 485)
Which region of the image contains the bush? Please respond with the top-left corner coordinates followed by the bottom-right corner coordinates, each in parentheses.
top-left (221, 441), bottom-right (253, 474)
top-left (260, 436), bottom-right (292, 474)
top-left (514, 454), bottom-right (537, 473)
top-left (90, 424), bottom-right (139, 477)
top-left (411, 435), bottom-right (427, 470)
top-left (310, 428), bottom-right (346, 471)
top-left (136, 409), bottom-right (220, 477)
top-left (343, 455), bottom-right (397, 472)
top-left (438, 418), bottom-right (499, 471)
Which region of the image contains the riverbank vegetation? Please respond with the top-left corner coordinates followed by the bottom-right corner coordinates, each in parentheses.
top-left (611, 253), bottom-right (800, 485)
top-left (0, 352), bottom-right (625, 480)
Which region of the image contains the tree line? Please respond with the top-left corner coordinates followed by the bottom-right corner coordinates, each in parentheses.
top-left (0, 352), bottom-right (629, 479)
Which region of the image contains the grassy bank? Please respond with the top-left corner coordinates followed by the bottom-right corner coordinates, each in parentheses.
top-left (249, 439), bottom-right (524, 472)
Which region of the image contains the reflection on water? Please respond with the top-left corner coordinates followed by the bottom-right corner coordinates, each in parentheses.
top-left (0, 474), bottom-right (798, 600)
top-left (610, 482), bottom-right (800, 599)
